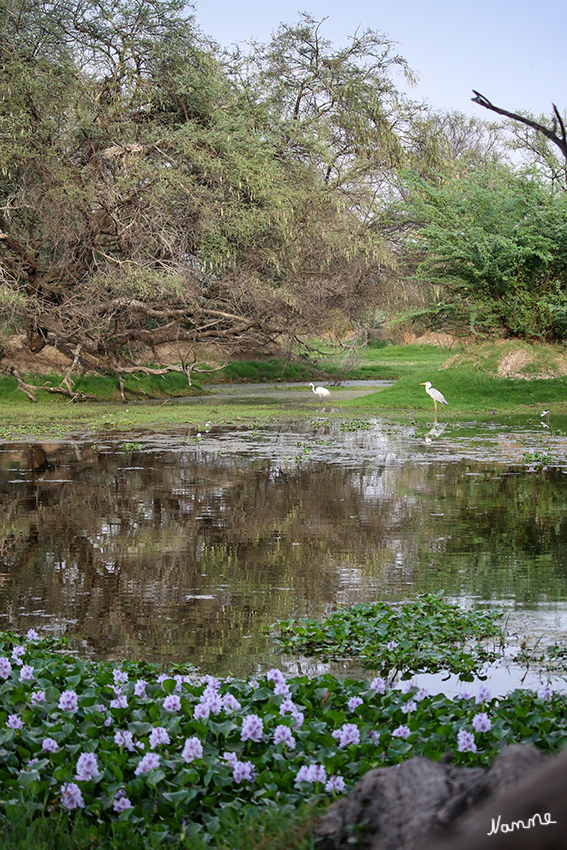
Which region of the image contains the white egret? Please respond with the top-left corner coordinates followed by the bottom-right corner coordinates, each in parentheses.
top-left (541, 408), bottom-right (550, 427)
top-left (420, 381), bottom-right (448, 422)
top-left (309, 383), bottom-right (331, 399)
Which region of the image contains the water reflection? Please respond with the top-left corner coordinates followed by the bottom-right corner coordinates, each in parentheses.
top-left (1, 419), bottom-right (567, 689)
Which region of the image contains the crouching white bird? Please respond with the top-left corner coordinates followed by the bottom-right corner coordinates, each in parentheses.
top-left (309, 382), bottom-right (331, 399)
top-left (420, 381), bottom-right (448, 421)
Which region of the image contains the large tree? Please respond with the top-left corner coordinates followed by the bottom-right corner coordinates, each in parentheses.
top-left (0, 1), bottom-right (421, 385)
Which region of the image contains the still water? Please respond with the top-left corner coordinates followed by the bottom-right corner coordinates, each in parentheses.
top-left (2, 412), bottom-right (567, 694)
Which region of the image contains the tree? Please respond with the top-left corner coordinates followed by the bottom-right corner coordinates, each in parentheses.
top-left (0, 1), bottom-right (409, 388)
top-left (402, 165), bottom-right (567, 340)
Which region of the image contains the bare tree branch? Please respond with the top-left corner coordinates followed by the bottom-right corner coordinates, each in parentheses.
top-left (471, 90), bottom-right (567, 161)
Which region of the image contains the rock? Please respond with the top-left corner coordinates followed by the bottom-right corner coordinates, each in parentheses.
top-left (315, 745), bottom-right (552, 850)
top-left (430, 747), bottom-right (567, 850)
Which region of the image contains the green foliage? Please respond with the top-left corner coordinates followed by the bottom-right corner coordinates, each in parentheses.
top-left (271, 593), bottom-right (503, 679)
top-left (0, 631), bottom-right (565, 849)
top-left (403, 165), bottom-right (567, 340)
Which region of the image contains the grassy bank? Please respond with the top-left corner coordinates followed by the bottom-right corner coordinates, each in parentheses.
top-left (1, 341), bottom-right (567, 439)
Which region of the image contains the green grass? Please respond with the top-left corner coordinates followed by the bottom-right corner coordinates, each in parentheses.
top-left (3, 341), bottom-right (567, 439)
top-left (0, 802), bottom-right (322, 850)
top-left (346, 368), bottom-right (567, 415)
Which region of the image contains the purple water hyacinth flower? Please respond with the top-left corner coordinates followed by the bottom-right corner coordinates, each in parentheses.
top-left (392, 725), bottom-right (411, 740)
top-left (20, 664), bottom-right (35, 682)
top-left (279, 697), bottom-right (296, 715)
top-left (386, 640), bottom-right (398, 651)
top-left (114, 730), bottom-right (137, 752)
top-left (110, 695), bottom-right (128, 709)
top-left (193, 702), bottom-right (211, 721)
top-left (26, 629), bottom-right (39, 640)
top-left (368, 729), bottom-right (381, 744)
top-left (30, 690), bottom-right (46, 705)
top-left (157, 674), bottom-right (172, 686)
top-left (401, 700), bottom-right (417, 714)
top-left (60, 782), bottom-right (85, 811)
top-left (248, 678), bottom-right (259, 690)
top-left (149, 727), bottom-right (170, 749)
top-left (232, 760), bottom-right (256, 783)
top-left (537, 684), bottom-right (553, 700)
top-left (174, 674), bottom-right (192, 692)
top-left (42, 737), bottom-right (59, 753)
top-left (163, 694), bottom-right (181, 711)
top-left (472, 712), bottom-right (492, 733)
top-left (222, 693), bottom-right (241, 713)
top-left (273, 680), bottom-right (292, 697)
top-left (266, 668), bottom-right (286, 686)
top-left (370, 676), bottom-right (386, 693)
top-left (21, 758), bottom-right (40, 777)
top-left (201, 674), bottom-right (220, 690)
top-left (241, 713), bottom-right (263, 743)
top-left (279, 697), bottom-right (304, 728)
top-left (113, 668), bottom-right (128, 685)
top-left (196, 689), bottom-right (222, 716)
top-left (347, 696), bottom-right (364, 712)
top-left (400, 680), bottom-right (413, 694)
top-left (459, 688), bottom-right (473, 700)
top-left (295, 764), bottom-right (327, 785)
top-left (113, 790), bottom-right (133, 812)
top-left (457, 729), bottom-right (477, 753)
top-left (181, 737), bottom-right (204, 763)
top-left (415, 687), bottom-right (429, 702)
top-left (332, 723), bottom-right (360, 749)
top-left (0, 657), bottom-right (12, 678)
top-left (135, 752), bottom-right (160, 775)
top-left (75, 752), bottom-right (99, 782)
top-left (475, 686), bottom-right (491, 705)
top-left (103, 717), bottom-right (112, 727)
top-left (7, 714), bottom-right (23, 730)
top-left (11, 645), bottom-right (25, 663)
top-left (222, 751), bottom-right (239, 768)
top-left (273, 724), bottom-right (296, 749)
top-left (325, 774), bottom-right (346, 794)
top-left (58, 690), bottom-right (79, 713)
top-left (134, 679), bottom-right (148, 698)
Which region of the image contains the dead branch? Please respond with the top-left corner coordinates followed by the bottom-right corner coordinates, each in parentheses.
top-left (471, 90), bottom-right (567, 161)
top-left (10, 367), bottom-right (38, 402)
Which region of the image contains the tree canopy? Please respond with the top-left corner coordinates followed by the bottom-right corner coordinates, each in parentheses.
top-left (1, 0), bottom-right (564, 389)
top-left (402, 165), bottom-right (567, 340)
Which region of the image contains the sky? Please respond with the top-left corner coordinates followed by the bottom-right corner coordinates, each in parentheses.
top-left (193, 0), bottom-right (567, 119)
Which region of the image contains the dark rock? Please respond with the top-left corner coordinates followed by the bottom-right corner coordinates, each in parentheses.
top-left (430, 748), bottom-right (567, 850)
top-left (315, 745), bottom-right (554, 850)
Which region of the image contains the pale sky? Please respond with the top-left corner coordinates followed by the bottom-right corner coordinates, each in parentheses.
top-left (193, 0), bottom-right (566, 118)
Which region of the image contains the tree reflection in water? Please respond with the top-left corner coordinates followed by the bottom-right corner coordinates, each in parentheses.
top-left (0, 421), bottom-right (566, 677)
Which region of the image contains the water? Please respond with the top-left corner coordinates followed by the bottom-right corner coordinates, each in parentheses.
top-left (1, 410), bottom-right (567, 695)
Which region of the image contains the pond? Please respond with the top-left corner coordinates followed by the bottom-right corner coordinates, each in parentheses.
top-left (2, 404), bottom-right (567, 696)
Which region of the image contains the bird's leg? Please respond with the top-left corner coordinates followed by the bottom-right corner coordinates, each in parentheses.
top-left (434, 399), bottom-right (438, 423)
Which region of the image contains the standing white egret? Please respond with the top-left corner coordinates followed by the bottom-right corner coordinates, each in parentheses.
top-left (420, 381), bottom-right (448, 422)
top-left (541, 408), bottom-right (550, 427)
top-left (309, 382), bottom-right (331, 399)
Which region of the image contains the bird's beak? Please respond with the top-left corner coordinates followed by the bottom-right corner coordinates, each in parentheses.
top-left (419, 382), bottom-right (426, 385)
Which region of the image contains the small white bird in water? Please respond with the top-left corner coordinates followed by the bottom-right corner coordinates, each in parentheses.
top-left (420, 381), bottom-right (448, 421)
top-left (541, 408), bottom-right (550, 427)
top-left (309, 382), bottom-right (331, 399)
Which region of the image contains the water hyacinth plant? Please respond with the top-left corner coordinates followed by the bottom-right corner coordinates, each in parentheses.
top-left (0, 631), bottom-right (565, 849)
top-left (271, 592), bottom-right (504, 679)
